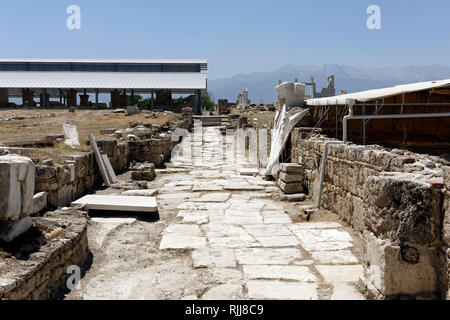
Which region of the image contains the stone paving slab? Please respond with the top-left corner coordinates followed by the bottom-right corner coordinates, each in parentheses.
top-left (159, 235), bottom-right (206, 250)
top-left (243, 224), bottom-right (292, 237)
top-left (292, 229), bottom-right (354, 243)
top-left (202, 284), bottom-right (243, 300)
top-left (331, 283), bottom-right (365, 300)
top-left (208, 236), bottom-right (261, 249)
top-left (316, 265), bottom-right (364, 283)
top-left (288, 222), bottom-right (343, 230)
top-left (192, 193), bottom-right (231, 202)
top-left (246, 281), bottom-right (318, 300)
top-left (255, 235), bottom-right (300, 247)
top-left (211, 215), bottom-right (263, 225)
top-left (235, 248), bottom-right (303, 265)
top-left (192, 248), bottom-right (237, 268)
top-left (243, 265), bottom-right (318, 283)
top-left (177, 202), bottom-right (230, 211)
top-left (163, 224), bottom-right (202, 236)
top-left (192, 184), bottom-right (224, 192)
top-left (263, 216), bottom-right (292, 224)
top-left (202, 224), bottom-right (249, 237)
top-left (301, 241), bottom-right (354, 252)
top-left (310, 250), bottom-right (359, 264)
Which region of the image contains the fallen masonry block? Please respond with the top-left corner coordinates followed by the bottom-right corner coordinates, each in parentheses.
top-left (32, 191), bottom-right (48, 215)
top-left (279, 172), bottom-right (303, 183)
top-left (131, 163), bottom-right (156, 181)
top-left (280, 163), bottom-right (304, 174)
top-left (239, 168), bottom-right (259, 176)
top-left (72, 195), bottom-right (158, 213)
top-left (280, 193), bottom-right (306, 202)
top-left (279, 181), bottom-right (304, 194)
top-left (0, 154), bottom-right (35, 242)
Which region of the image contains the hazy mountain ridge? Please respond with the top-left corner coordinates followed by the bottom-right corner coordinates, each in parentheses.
top-left (208, 64), bottom-right (450, 103)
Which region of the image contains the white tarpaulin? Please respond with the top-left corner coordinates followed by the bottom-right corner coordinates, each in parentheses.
top-left (62, 123), bottom-right (80, 148)
top-left (264, 105), bottom-right (309, 176)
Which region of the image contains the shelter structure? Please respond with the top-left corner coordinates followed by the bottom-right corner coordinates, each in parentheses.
top-left (0, 58), bottom-right (208, 115)
top-left (304, 79), bottom-right (450, 154)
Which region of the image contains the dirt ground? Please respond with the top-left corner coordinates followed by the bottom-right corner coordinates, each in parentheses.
top-left (0, 108), bottom-right (180, 162)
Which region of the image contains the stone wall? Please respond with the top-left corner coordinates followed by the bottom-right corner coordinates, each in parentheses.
top-left (32, 111), bottom-right (191, 209)
top-left (440, 166), bottom-right (450, 300)
top-left (289, 128), bottom-right (450, 299)
top-left (0, 209), bottom-right (88, 300)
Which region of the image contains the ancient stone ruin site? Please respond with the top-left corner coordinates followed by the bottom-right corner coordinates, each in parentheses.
top-left (0, 57), bottom-right (449, 302)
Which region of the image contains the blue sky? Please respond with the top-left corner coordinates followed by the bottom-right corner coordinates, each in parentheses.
top-left (0, 0), bottom-right (449, 79)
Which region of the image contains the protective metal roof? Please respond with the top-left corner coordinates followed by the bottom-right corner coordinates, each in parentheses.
top-left (0, 71), bottom-right (207, 94)
top-left (306, 79), bottom-right (450, 106)
top-left (0, 58), bottom-right (207, 65)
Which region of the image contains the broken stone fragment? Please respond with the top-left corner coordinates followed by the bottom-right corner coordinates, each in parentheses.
top-left (0, 216), bottom-right (33, 242)
top-left (32, 192), bottom-right (48, 215)
top-left (0, 154), bottom-right (35, 221)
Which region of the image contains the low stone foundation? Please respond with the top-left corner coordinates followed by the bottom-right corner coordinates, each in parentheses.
top-left (289, 127), bottom-right (450, 299)
top-left (0, 209), bottom-right (89, 300)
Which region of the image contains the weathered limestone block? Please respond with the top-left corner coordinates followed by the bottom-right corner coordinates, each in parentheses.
top-left (131, 163), bottom-right (156, 181)
top-left (0, 154), bottom-right (35, 221)
top-left (363, 173), bottom-right (440, 246)
top-left (443, 165), bottom-right (450, 191)
top-left (280, 163), bottom-right (304, 174)
top-left (444, 193), bottom-right (450, 245)
top-left (279, 172), bottom-right (303, 183)
top-left (32, 192), bottom-right (48, 215)
top-left (364, 231), bottom-right (438, 297)
top-left (279, 181), bottom-right (304, 194)
top-left (0, 154), bottom-right (35, 241)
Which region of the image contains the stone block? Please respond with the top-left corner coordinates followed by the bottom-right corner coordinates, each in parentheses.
top-left (32, 192), bottom-right (48, 215)
top-left (280, 163), bottom-right (304, 174)
top-left (0, 215), bottom-right (33, 242)
top-left (279, 172), bottom-right (303, 183)
top-left (279, 181), bottom-right (304, 194)
top-left (363, 231), bottom-right (438, 297)
top-left (280, 193), bottom-right (306, 202)
top-left (0, 154), bottom-right (35, 222)
top-left (363, 174), bottom-right (440, 245)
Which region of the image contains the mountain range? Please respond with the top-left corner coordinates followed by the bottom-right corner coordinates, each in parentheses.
top-left (208, 64), bottom-right (450, 104)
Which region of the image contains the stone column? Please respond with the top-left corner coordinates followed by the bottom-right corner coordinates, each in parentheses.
top-left (155, 90), bottom-right (172, 107)
top-left (0, 154), bottom-right (35, 242)
top-left (194, 90), bottom-right (202, 115)
top-left (66, 89), bottom-right (77, 107)
top-left (0, 88), bottom-right (9, 106)
top-left (22, 89), bottom-right (35, 107)
top-left (111, 90), bottom-right (120, 108)
top-left (79, 94), bottom-right (90, 106)
top-left (40, 90), bottom-right (49, 108)
top-left (151, 91), bottom-right (155, 111)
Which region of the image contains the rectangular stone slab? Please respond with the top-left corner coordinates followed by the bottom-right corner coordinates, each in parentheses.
top-left (72, 195), bottom-right (158, 213)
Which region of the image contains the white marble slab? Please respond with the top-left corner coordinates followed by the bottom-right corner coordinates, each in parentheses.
top-left (72, 195), bottom-right (158, 212)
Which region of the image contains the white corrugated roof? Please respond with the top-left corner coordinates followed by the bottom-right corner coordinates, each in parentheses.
top-left (306, 79), bottom-right (450, 106)
top-left (0, 58), bottom-right (207, 65)
top-left (0, 71), bottom-right (207, 91)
